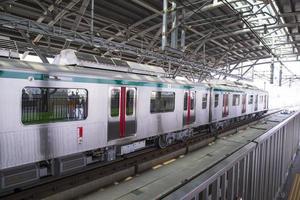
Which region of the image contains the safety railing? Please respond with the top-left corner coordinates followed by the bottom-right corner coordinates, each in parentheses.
top-left (164, 111), bottom-right (300, 200)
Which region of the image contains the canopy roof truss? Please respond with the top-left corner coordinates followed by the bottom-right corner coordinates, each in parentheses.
top-left (0, 0), bottom-right (299, 81)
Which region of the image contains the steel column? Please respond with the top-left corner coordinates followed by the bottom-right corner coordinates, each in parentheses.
top-left (270, 61), bottom-right (275, 84)
top-left (279, 65), bottom-right (283, 86)
top-left (90, 0), bottom-right (94, 43)
top-left (180, 9), bottom-right (185, 49)
top-left (162, 0), bottom-right (168, 51)
top-left (170, 1), bottom-right (178, 49)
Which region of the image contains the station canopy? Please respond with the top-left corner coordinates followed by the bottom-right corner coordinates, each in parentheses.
top-left (0, 0), bottom-right (299, 81)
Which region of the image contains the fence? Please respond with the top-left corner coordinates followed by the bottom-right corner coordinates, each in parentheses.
top-left (164, 111), bottom-right (300, 200)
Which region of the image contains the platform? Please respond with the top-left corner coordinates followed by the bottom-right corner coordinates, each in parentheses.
top-left (44, 111), bottom-right (299, 200)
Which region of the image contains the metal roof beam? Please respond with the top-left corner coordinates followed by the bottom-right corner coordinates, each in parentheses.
top-left (237, 59), bottom-right (260, 80)
top-left (0, 12), bottom-right (250, 80)
top-left (213, 45), bottom-right (234, 67)
top-left (280, 11), bottom-right (300, 17)
top-left (222, 52), bottom-right (250, 79)
top-left (33, 0), bottom-right (81, 43)
top-left (19, 30), bottom-right (49, 63)
top-left (107, 13), bottom-right (161, 42)
top-left (0, 0), bottom-right (16, 4)
top-left (217, 54), bottom-right (271, 67)
top-left (130, 0), bottom-right (161, 14)
top-left (196, 0), bottom-right (240, 12)
top-left (207, 22), bottom-right (300, 41)
top-left (35, 0), bottom-right (63, 24)
top-left (63, 0), bottom-right (90, 49)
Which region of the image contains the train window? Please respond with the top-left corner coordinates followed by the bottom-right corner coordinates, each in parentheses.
top-left (184, 92), bottom-right (195, 111)
top-left (222, 94), bottom-right (229, 117)
top-left (111, 89), bottom-right (120, 117)
top-left (242, 94), bottom-right (247, 113)
top-left (214, 94), bottom-right (219, 108)
top-left (232, 94), bottom-right (240, 106)
top-left (184, 92), bottom-right (188, 111)
top-left (21, 87), bottom-right (88, 124)
top-left (126, 89), bottom-right (134, 116)
top-left (248, 95), bottom-right (253, 104)
top-left (260, 96), bottom-right (264, 103)
top-left (202, 93), bottom-right (208, 109)
top-left (264, 95), bottom-right (268, 109)
top-left (191, 92), bottom-right (195, 110)
top-left (150, 91), bottom-right (175, 113)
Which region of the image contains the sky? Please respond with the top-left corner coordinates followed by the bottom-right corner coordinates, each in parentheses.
top-left (241, 61), bottom-right (300, 109)
top-left (20, 54), bottom-right (300, 110)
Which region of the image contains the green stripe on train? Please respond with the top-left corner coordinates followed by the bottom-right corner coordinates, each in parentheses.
top-left (213, 88), bottom-right (245, 93)
top-left (0, 70), bottom-right (248, 92)
top-left (0, 70), bottom-right (201, 90)
top-left (0, 70), bottom-right (44, 80)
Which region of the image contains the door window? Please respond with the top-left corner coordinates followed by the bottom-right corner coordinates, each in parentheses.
top-left (126, 89), bottom-right (135, 116)
top-left (110, 89), bottom-right (120, 117)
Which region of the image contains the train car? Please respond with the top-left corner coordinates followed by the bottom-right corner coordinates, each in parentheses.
top-left (0, 56), bottom-right (211, 190)
top-left (0, 50), bottom-right (268, 191)
top-left (209, 81), bottom-right (268, 129)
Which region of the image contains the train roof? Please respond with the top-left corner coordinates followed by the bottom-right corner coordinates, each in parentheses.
top-left (0, 58), bottom-right (266, 93)
top-left (0, 58), bottom-right (210, 90)
top-left (208, 80), bottom-right (267, 93)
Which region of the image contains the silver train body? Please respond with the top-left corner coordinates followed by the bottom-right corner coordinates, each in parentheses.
top-left (0, 58), bottom-right (268, 190)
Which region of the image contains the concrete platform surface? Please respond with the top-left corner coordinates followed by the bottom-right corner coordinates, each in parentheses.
top-left (69, 113), bottom-right (290, 200)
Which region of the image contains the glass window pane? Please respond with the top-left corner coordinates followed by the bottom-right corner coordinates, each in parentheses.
top-left (184, 92), bottom-right (188, 111)
top-left (191, 92), bottom-right (195, 110)
top-left (111, 89), bottom-right (120, 117)
top-left (126, 89), bottom-right (134, 116)
top-left (202, 93), bottom-right (207, 109)
top-left (150, 91), bottom-right (175, 113)
top-left (233, 94), bottom-right (240, 106)
top-left (214, 94), bottom-right (219, 108)
top-left (150, 91), bottom-right (158, 113)
top-left (22, 87), bottom-right (88, 124)
top-left (248, 95), bottom-right (253, 104)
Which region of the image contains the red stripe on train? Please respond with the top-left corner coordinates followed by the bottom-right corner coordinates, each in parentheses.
top-left (120, 87), bottom-right (126, 137)
top-left (187, 91), bottom-right (191, 125)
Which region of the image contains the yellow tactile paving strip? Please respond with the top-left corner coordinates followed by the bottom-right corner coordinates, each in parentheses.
top-left (288, 173), bottom-right (300, 200)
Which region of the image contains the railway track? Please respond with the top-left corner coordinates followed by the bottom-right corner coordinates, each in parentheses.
top-left (0, 109), bottom-right (281, 200)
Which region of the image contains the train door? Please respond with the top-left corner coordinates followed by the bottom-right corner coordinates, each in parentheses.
top-left (242, 94), bottom-right (246, 113)
top-left (222, 93), bottom-right (229, 117)
top-left (254, 94), bottom-right (258, 111)
top-left (264, 95), bottom-right (267, 109)
top-left (183, 91), bottom-right (195, 126)
top-left (108, 87), bottom-right (137, 141)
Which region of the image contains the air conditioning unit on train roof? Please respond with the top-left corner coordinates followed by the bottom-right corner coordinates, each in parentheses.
top-left (208, 79), bottom-right (259, 90)
top-left (53, 49), bottom-right (166, 77)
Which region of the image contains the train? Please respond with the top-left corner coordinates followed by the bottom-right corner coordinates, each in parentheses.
top-left (0, 50), bottom-right (268, 191)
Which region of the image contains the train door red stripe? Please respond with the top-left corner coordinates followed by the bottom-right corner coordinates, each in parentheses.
top-left (226, 94), bottom-right (229, 115)
top-left (187, 91), bottom-right (191, 125)
top-left (223, 94), bottom-right (225, 116)
top-left (120, 87), bottom-right (126, 138)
